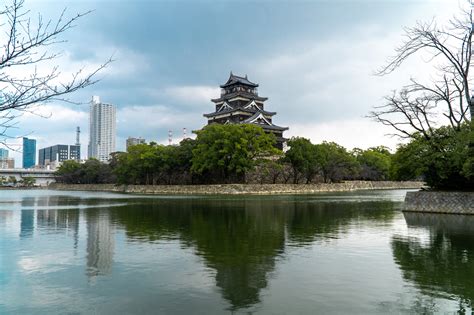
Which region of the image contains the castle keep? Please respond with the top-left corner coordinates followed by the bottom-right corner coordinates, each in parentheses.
top-left (204, 73), bottom-right (288, 149)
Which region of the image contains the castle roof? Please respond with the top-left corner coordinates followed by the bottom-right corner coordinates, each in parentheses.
top-left (242, 112), bottom-right (289, 131)
top-left (211, 91), bottom-right (268, 103)
top-left (203, 107), bottom-right (276, 118)
top-left (220, 73), bottom-right (259, 88)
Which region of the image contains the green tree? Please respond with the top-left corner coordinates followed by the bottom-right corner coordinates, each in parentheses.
top-left (7, 176), bottom-right (17, 186)
top-left (55, 159), bottom-right (113, 184)
top-left (258, 159), bottom-right (285, 184)
top-left (192, 124), bottom-right (280, 183)
top-left (391, 124), bottom-right (474, 190)
top-left (354, 147), bottom-right (392, 180)
top-left (19, 176), bottom-right (36, 187)
top-left (463, 129), bottom-right (474, 181)
top-left (80, 159), bottom-right (113, 184)
top-left (112, 144), bottom-right (157, 185)
top-left (55, 160), bottom-right (82, 183)
top-left (109, 152), bottom-right (128, 182)
top-left (390, 141), bottom-right (426, 182)
top-left (284, 137), bottom-right (319, 183)
top-left (167, 139), bottom-right (196, 184)
top-left (111, 140), bottom-right (196, 185)
top-left (137, 143), bottom-right (161, 185)
top-left (314, 142), bottom-right (358, 183)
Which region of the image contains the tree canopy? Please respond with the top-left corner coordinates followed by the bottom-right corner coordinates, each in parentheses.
top-left (284, 137), bottom-right (319, 183)
top-left (55, 125), bottom-right (433, 186)
top-left (284, 138), bottom-right (360, 183)
top-left (353, 146), bottom-right (392, 181)
top-left (55, 159), bottom-right (114, 184)
top-left (390, 124), bottom-right (474, 190)
top-left (111, 140), bottom-right (196, 185)
top-left (191, 124), bottom-right (280, 183)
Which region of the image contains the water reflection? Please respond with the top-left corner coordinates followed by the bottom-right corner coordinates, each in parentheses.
top-left (393, 212), bottom-right (474, 312)
top-left (285, 200), bottom-right (395, 245)
top-left (0, 210), bottom-right (13, 227)
top-left (112, 198), bottom-right (396, 311)
top-left (2, 191), bottom-right (425, 314)
top-left (86, 210), bottom-right (115, 280)
top-left (36, 209), bottom-right (80, 250)
top-left (20, 210), bottom-right (34, 238)
top-left (33, 205), bottom-right (115, 280)
top-left (112, 199), bottom-right (286, 311)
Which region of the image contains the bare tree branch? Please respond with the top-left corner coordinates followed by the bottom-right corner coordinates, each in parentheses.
top-left (0, 0), bottom-right (111, 144)
top-left (372, 0), bottom-right (474, 138)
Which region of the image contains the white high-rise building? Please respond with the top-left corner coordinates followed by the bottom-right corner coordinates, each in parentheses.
top-left (88, 96), bottom-right (116, 163)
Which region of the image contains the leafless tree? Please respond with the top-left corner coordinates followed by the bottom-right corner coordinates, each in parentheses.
top-left (0, 0), bottom-right (110, 143)
top-left (370, 1), bottom-right (473, 140)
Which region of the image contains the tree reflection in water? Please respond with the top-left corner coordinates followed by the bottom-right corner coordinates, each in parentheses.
top-left (392, 212), bottom-right (474, 313)
top-left (111, 197), bottom-right (396, 311)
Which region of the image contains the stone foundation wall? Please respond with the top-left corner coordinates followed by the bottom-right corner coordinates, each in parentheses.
top-left (404, 191), bottom-right (474, 214)
top-left (49, 181), bottom-right (424, 195)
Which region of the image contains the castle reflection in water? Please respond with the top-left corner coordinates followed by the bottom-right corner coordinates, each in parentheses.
top-left (11, 193), bottom-right (401, 311)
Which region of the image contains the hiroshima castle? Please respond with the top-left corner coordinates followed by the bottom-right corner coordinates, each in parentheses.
top-left (203, 73), bottom-right (288, 149)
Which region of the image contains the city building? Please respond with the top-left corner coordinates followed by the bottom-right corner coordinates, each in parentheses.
top-left (38, 144), bottom-right (81, 168)
top-left (88, 96), bottom-right (116, 163)
top-left (22, 137), bottom-right (36, 168)
top-left (126, 137), bottom-right (146, 151)
top-left (0, 148), bottom-right (8, 159)
top-left (0, 148), bottom-right (13, 169)
top-left (0, 158), bottom-right (15, 169)
top-left (203, 73), bottom-right (288, 149)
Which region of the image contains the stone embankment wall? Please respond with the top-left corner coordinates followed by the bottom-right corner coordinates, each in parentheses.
top-left (49, 181), bottom-right (424, 195)
top-left (404, 191), bottom-right (474, 214)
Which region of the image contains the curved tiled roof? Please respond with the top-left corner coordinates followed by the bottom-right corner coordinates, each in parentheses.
top-left (243, 111), bottom-right (289, 131)
top-left (203, 107), bottom-right (276, 118)
top-left (220, 73), bottom-right (259, 88)
top-left (211, 92), bottom-right (268, 103)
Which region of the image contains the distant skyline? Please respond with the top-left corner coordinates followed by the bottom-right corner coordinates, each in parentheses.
top-left (4, 0), bottom-right (458, 165)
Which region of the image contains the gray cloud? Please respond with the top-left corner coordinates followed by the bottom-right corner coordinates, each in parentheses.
top-left (6, 0), bottom-right (457, 164)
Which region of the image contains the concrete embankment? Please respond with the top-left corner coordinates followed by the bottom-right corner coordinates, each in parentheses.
top-left (404, 191), bottom-right (474, 215)
top-left (49, 181), bottom-right (424, 195)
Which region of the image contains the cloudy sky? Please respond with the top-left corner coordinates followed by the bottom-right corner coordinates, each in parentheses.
top-left (4, 0), bottom-right (459, 164)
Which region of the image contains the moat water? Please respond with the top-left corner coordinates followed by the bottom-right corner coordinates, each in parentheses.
top-left (0, 189), bottom-right (473, 314)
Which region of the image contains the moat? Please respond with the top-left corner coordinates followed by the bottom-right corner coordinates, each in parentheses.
top-left (1, 189), bottom-right (473, 314)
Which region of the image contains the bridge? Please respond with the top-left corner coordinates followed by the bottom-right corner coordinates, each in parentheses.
top-left (0, 169), bottom-right (56, 186)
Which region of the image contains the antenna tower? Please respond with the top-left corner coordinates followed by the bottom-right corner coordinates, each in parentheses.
top-left (168, 130), bottom-right (173, 145)
top-left (183, 127), bottom-right (187, 139)
top-left (76, 126), bottom-right (80, 146)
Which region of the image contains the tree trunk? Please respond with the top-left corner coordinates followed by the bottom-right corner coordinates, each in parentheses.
top-left (292, 167), bottom-right (298, 184)
top-left (470, 98), bottom-right (474, 129)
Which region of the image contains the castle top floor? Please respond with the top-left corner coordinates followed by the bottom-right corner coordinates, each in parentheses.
top-left (219, 72), bottom-right (259, 97)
